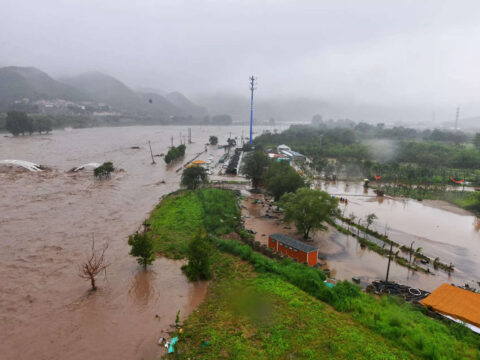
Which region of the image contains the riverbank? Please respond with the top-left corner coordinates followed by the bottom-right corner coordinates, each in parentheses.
top-left (148, 188), bottom-right (480, 359)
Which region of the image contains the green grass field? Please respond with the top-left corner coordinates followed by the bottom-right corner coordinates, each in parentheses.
top-left (177, 251), bottom-right (414, 360)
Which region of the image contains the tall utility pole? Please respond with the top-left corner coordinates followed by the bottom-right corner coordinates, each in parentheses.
top-left (385, 242), bottom-right (393, 284)
top-left (148, 141), bottom-right (156, 164)
top-left (249, 76), bottom-right (256, 145)
top-left (455, 106), bottom-right (460, 132)
top-left (188, 128), bottom-right (192, 144)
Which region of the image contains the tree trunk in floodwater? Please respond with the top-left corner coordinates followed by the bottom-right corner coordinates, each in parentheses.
top-left (90, 276), bottom-right (96, 291)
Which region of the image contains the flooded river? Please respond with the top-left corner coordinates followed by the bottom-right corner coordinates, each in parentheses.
top-left (0, 125), bottom-right (281, 360)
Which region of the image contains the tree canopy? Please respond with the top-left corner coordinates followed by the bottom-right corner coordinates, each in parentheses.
top-left (94, 162), bottom-right (115, 179)
top-left (209, 135), bottom-right (218, 145)
top-left (6, 110), bottom-right (33, 136)
top-left (181, 166), bottom-right (208, 190)
top-left (264, 160), bottom-right (305, 200)
top-left (241, 150), bottom-right (269, 188)
top-left (280, 188), bottom-right (338, 239)
top-left (183, 232), bottom-right (211, 281)
top-left (165, 144), bottom-right (186, 164)
top-left (128, 231), bottom-right (156, 269)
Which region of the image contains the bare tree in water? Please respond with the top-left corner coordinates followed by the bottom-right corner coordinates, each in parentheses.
top-left (78, 236), bottom-right (110, 291)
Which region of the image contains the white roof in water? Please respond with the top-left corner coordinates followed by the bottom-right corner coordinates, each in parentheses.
top-left (0, 159), bottom-right (43, 172)
top-left (73, 163), bottom-right (102, 172)
top-left (278, 144), bottom-right (290, 149)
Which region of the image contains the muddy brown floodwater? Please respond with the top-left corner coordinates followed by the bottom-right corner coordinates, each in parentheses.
top-left (243, 181), bottom-right (480, 293)
top-left (320, 181), bottom-right (480, 291)
top-left (0, 125), bottom-right (283, 360)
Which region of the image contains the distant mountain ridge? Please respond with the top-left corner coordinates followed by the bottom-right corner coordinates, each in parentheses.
top-left (0, 66), bottom-right (87, 109)
top-left (0, 66), bottom-right (208, 118)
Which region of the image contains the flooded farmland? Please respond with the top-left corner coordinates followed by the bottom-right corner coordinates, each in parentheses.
top-left (319, 181), bottom-right (480, 291)
top-left (0, 125), bottom-right (279, 360)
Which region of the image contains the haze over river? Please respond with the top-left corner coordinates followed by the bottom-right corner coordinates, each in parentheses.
top-left (0, 125), bottom-right (281, 360)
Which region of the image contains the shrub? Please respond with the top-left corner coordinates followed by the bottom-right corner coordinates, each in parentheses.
top-left (94, 162), bottom-right (115, 178)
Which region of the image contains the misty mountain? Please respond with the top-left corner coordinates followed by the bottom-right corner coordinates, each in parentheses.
top-left (60, 71), bottom-right (143, 112)
top-left (137, 92), bottom-right (183, 116)
top-left (0, 66), bottom-right (87, 110)
top-left (0, 66), bottom-right (209, 118)
top-left (165, 92), bottom-right (208, 117)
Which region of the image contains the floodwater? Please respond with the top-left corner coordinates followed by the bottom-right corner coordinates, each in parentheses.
top-left (242, 180), bottom-right (480, 292)
top-left (0, 125), bottom-right (282, 360)
top-left (319, 181), bottom-right (480, 291)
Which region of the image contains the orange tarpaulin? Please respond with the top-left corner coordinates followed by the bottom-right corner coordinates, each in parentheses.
top-left (191, 160), bottom-right (206, 165)
top-left (421, 283), bottom-right (480, 327)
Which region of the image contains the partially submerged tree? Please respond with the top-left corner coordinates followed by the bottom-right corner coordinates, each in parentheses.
top-left (128, 230), bottom-right (155, 269)
top-left (35, 116), bottom-right (53, 134)
top-left (365, 213), bottom-right (378, 233)
top-left (165, 144), bottom-right (186, 164)
top-left (183, 232), bottom-right (211, 281)
top-left (181, 166), bottom-right (208, 190)
top-left (280, 188), bottom-right (338, 239)
top-left (209, 136), bottom-right (218, 145)
top-left (241, 150), bottom-right (269, 188)
top-left (5, 110), bottom-right (33, 136)
top-left (94, 162), bottom-right (115, 179)
top-left (78, 237), bottom-right (110, 291)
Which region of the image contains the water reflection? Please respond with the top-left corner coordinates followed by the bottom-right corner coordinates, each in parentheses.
top-left (319, 180), bottom-right (480, 289)
top-left (129, 269), bottom-right (155, 307)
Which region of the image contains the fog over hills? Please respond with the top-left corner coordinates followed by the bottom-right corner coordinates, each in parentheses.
top-left (0, 66), bottom-right (208, 118)
top-left (3, 1), bottom-right (480, 125)
top-left (0, 66), bottom-right (87, 109)
top-left (60, 71), bottom-right (142, 112)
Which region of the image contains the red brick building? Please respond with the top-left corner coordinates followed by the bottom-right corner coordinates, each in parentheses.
top-left (268, 233), bottom-right (318, 266)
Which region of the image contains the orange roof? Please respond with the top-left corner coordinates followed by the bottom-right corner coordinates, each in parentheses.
top-left (191, 160), bottom-right (206, 165)
top-left (421, 283), bottom-right (480, 327)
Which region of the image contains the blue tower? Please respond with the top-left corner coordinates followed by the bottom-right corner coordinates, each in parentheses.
top-left (249, 76), bottom-right (256, 145)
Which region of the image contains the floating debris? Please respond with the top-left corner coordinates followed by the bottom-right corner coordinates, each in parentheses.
top-left (367, 280), bottom-right (430, 302)
top-left (0, 159), bottom-right (44, 172)
top-left (71, 163), bottom-right (102, 172)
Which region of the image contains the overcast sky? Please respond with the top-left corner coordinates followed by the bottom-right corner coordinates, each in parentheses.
top-left (2, 0), bottom-right (480, 120)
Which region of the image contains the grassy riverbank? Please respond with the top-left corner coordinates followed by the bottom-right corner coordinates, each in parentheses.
top-left (145, 188), bottom-right (480, 359)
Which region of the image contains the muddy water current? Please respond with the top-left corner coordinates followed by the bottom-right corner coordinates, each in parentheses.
top-left (0, 125), bottom-right (280, 360)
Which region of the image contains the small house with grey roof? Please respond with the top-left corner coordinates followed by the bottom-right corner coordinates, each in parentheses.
top-left (268, 233), bottom-right (318, 266)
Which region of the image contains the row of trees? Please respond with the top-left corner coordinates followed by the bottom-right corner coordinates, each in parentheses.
top-left (311, 115), bottom-right (471, 143)
top-left (5, 111), bottom-right (52, 135)
top-left (254, 125), bottom-right (480, 184)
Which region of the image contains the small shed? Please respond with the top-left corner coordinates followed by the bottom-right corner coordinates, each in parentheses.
top-left (268, 233), bottom-right (318, 266)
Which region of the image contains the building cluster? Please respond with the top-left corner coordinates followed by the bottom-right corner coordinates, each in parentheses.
top-left (267, 144), bottom-right (306, 165)
top-left (12, 98), bottom-right (118, 116)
